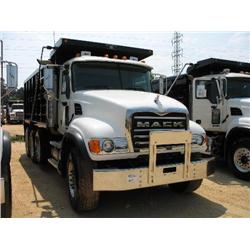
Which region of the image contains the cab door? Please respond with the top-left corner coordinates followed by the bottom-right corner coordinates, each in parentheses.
top-left (192, 77), bottom-right (224, 132)
top-left (58, 68), bottom-right (72, 134)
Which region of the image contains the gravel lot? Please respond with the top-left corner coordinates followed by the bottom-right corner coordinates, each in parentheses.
top-left (3, 124), bottom-right (250, 218)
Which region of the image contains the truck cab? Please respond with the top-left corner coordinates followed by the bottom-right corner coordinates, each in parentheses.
top-left (23, 38), bottom-right (213, 212)
top-left (165, 58), bottom-right (250, 180)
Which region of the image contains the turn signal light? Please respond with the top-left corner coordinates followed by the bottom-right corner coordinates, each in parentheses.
top-left (88, 139), bottom-right (101, 154)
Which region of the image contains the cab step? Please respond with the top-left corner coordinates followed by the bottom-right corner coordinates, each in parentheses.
top-left (48, 158), bottom-right (61, 175)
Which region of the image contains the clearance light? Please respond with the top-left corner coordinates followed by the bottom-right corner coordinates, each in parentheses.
top-left (129, 56), bottom-right (138, 61)
top-left (113, 55), bottom-right (118, 59)
top-left (88, 139), bottom-right (101, 154)
top-left (81, 51), bottom-right (91, 56)
top-left (104, 54), bottom-right (109, 58)
top-left (121, 56), bottom-right (127, 60)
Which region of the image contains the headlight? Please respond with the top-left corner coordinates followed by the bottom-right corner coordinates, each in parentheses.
top-left (192, 134), bottom-right (205, 145)
top-left (102, 139), bottom-right (115, 153)
top-left (88, 138), bottom-right (128, 154)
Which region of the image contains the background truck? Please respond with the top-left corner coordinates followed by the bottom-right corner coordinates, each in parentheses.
top-left (23, 38), bottom-right (213, 212)
top-left (6, 100), bottom-right (24, 124)
top-left (164, 58), bottom-right (250, 180)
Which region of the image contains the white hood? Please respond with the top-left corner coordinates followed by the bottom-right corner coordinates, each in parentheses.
top-left (228, 98), bottom-right (250, 117)
top-left (72, 90), bottom-right (188, 138)
top-left (75, 89), bottom-right (188, 115)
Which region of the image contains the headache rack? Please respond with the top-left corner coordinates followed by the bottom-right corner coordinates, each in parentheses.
top-left (187, 58), bottom-right (250, 77)
top-left (49, 38), bottom-right (153, 64)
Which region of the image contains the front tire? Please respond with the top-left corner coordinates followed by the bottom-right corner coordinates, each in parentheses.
top-left (66, 147), bottom-right (100, 212)
top-left (169, 179), bottom-right (203, 193)
top-left (228, 139), bottom-right (250, 180)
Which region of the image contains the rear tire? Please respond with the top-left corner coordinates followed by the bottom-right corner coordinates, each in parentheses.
top-left (66, 147), bottom-right (100, 212)
top-left (25, 127), bottom-right (31, 158)
top-left (228, 139), bottom-right (250, 180)
top-left (169, 179), bottom-right (203, 193)
top-left (34, 129), bottom-right (50, 164)
top-left (29, 129), bottom-right (37, 162)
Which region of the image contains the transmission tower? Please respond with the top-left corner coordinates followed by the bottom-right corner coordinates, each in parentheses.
top-left (171, 32), bottom-right (183, 75)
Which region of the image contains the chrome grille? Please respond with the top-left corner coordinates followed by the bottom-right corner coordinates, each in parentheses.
top-left (16, 112), bottom-right (24, 120)
top-left (131, 112), bottom-right (187, 151)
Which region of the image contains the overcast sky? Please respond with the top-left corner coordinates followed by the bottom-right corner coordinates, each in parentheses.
top-left (0, 31), bottom-right (249, 87)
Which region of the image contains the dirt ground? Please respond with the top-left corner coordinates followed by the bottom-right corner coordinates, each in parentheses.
top-left (3, 124), bottom-right (24, 137)
top-left (3, 124), bottom-right (250, 218)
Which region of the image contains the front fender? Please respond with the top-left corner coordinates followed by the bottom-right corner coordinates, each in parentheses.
top-left (1, 130), bottom-right (11, 175)
top-left (61, 117), bottom-right (124, 165)
top-left (60, 129), bottom-right (91, 175)
top-left (189, 120), bottom-right (206, 135)
top-left (69, 117), bottom-right (123, 139)
top-left (226, 117), bottom-right (250, 137)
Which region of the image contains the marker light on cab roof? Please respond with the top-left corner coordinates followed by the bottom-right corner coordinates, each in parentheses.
top-left (129, 56), bottom-right (138, 61)
top-left (81, 51), bottom-right (91, 56)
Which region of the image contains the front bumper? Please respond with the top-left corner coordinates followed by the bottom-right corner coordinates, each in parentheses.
top-left (93, 131), bottom-right (214, 191)
top-left (0, 178), bottom-right (5, 204)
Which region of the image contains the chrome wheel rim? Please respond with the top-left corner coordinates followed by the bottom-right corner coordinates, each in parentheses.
top-left (233, 147), bottom-right (250, 173)
top-left (68, 156), bottom-right (77, 199)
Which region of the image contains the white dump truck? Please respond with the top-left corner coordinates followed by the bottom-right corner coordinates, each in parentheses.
top-left (164, 58), bottom-right (250, 180)
top-left (0, 61), bottom-right (17, 217)
top-left (6, 101), bottom-right (24, 124)
top-left (23, 38), bottom-right (213, 212)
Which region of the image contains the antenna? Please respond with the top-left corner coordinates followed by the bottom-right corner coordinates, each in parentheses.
top-left (171, 31), bottom-right (183, 75)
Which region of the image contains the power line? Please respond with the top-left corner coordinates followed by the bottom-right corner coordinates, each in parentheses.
top-left (171, 31), bottom-right (183, 75)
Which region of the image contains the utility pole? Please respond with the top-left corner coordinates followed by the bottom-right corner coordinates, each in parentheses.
top-left (171, 32), bottom-right (183, 75)
top-left (0, 40), bottom-right (3, 84)
top-left (0, 40), bottom-right (3, 123)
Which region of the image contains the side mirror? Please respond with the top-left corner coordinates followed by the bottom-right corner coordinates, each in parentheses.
top-left (151, 74), bottom-right (167, 94)
top-left (6, 63), bottom-right (18, 89)
top-left (216, 95), bottom-right (222, 104)
top-left (206, 80), bottom-right (221, 104)
top-left (159, 77), bottom-right (164, 95)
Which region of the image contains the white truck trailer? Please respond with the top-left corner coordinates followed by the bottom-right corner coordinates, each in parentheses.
top-left (165, 58), bottom-right (250, 180)
top-left (23, 38), bottom-right (213, 212)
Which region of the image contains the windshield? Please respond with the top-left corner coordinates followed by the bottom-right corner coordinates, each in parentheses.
top-left (12, 104), bottom-right (24, 110)
top-left (72, 62), bottom-right (151, 92)
top-left (226, 77), bottom-right (250, 98)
